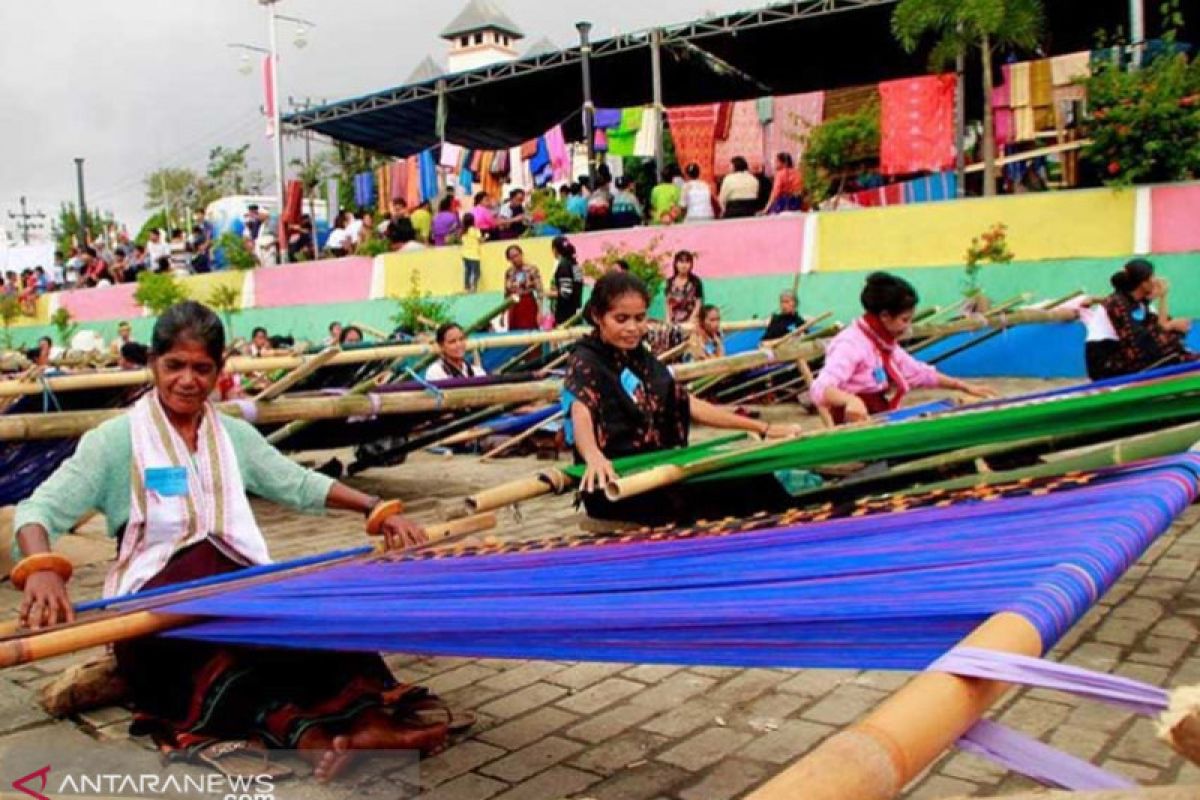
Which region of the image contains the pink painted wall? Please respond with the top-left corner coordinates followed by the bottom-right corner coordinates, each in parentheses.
top-left (253, 257), bottom-right (375, 308)
top-left (1150, 184), bottom-right (1200, 254)
top-left (58, 283), bottom-right (140, 323)
top-left (571, 215), bottom-right (805, 279)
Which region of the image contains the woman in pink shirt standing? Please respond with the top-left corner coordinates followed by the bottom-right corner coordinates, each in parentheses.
top-left (812, 273), bottom-right (995, 425)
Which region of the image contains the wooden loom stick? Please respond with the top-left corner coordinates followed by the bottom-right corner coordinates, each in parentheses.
top-left (350, 321), bottom-right (392, 340)
top-left (479, 410), bottom-right (565, 462)
top-left (745, 611), bottom-right (1044, 800)
top-left (0, 515), bottom-right (496, 668)
top-left (797, 359), bottom-right (834, 429)
top-left (253, 345), bottom-right (341, 402)
top-left (464, 468), bottom-right (569, 513)
top-left (494, 311), bottom-right (583, 374)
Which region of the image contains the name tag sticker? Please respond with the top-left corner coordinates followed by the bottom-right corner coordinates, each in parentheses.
top-left (619, 368), bottom-right (644, 401)
top-left (145, 466), bottom-right (188, 497)
top-left (872, 366), bottom-right (888, 386)
top-left (1131, 306), bottom-right (1147, 323)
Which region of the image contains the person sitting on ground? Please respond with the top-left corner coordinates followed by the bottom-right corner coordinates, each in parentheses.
top-left (325, 212), bottom-right (353, 258)
top-left (565, 271), bottom-right (801, 526)
top-left (679, 162), bottom-right (716, 222)
top-left (764, 290), bottom-right (806, 340)
top-left (688, 304), bottom-right (725, 361)
top-left (30, 336), bottom-right (53, 367)
top-left (325, 321), bottom-right (343, 347)
top-left (246, 326), bottom-right (274, 358)
top-left (339, 326), bottom-right (364, 345)
top-left (811, 272), bottom-right (996, 425)
top-left (425, 323), bottom-right (486, 381)
top-left (610, 177), bottom-right (643, 228)
top-left (118, 341), bottom-right (149, 370)
top-left (11, 301), bottom-right (460, 783)
top-left (762, 152), bottom-right (803, 214)
top-left (431, 196), bottom-right (461, 246)
top-left (1085, 258), bottom-right (1197, 380)
top-left (719, 156), bottom-right (761, 219)
top-left (109, 321), bottom-right (135, 356)
top-left (495, 190), bottom-right (528, 240)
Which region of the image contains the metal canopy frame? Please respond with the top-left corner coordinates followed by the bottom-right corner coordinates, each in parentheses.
top-left (284, 0), bottom-right (898, 130)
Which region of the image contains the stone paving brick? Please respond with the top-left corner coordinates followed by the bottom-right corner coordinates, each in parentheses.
top-left (938, 752), bottom-right (1008, 786)
top-left (1139, 578), bottom-right (1187, 601)
top-left (0, 678), bottom-right (50, 734)
top-left (1112, 597), bottom-right (1165, 623)
top-left (776, 669), bottom-right (858, 697)
top-left (544, 663), bottom-right (630, 691)
top-left (801, 684), bottom-right (888, 726)
top-left (998, 698), bottom-right (1074, 739)
top-left (555, 678), bottom-right (643, 715)
top-left (1109, 718), bottom-right (1178, 768)
top-left (1152, 616), bottom-right (1199, 641)
top-left (677, 759), bottom-right (772, 800)
top-left (478, 662), bottom-right (567, 693)
top-left (487, 766), bottom-right (599, 800)
top-left (1114, 661), bottom-right (1171, 686)
top-left (656, 727), bottom-right (754, 772)
top-left (906, 775), bottom-right (983, 799)
top-left (736, 719), bottom-right (834, 764)
top-left (627, 672), bottom-right (717, 712)
top-left (1065, 700), bottom-right (1135, 734)
top-left (570, 730), bottom-right (670, 776)
top-left (688, 666), bottom-right (742, 679)
top-left (478, 736), bottom-right (584, 783)
top-left (1150, 558), bottom-right (1197, 582)
top-left (584, 763), bottom-right (691, 800)
top-left (419, 742), bottom-right (508, 789)
top-left (565, 703), bottom-right (660, 745)
top-left (424, 665), bottom-right (501, 696)
top-left (415, 773), bottom-right (507, 800)
top-left (477, 683), bottom-right (568, 720)
top-left (1129, 635), bottom-right (1191, 668)
top-left (1064, 641), bottom-right (1123, 672)
top-left (477, 708), bottom-right (579, 751)
top-left (852, 670), bottom-right (913, 691)
top-left (740, 691), bottom-right (808, 723)
top-left (1046, 724), bottom-right (1112, 762)
top-left (1095, 616), bottom-right (1153, 646)
top-left (622, 665), bottom-right (682, 683)
top-left (707, 669), bottom-right (789, 704)
top-left (1101, 758), bottom-right (1164, 784)
top-left (640, 697), bottom-right (731, 738)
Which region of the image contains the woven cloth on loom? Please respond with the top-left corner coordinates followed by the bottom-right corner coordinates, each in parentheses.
top-left (879, 75), bottom-right (957, 176)
top-left (163, 456), bottom-right (1200, 669)
top-left (762, 92), bottom-right (823, 176)
top-left (714, 100), bottom-right (765, 174)
top-left (666, 104), bottom-right (720, 182)
top-left (567, 371), bottom-right (1200, 484)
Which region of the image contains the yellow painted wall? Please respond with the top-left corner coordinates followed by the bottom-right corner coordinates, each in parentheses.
top-left (12, 294), bottom-right (52, 327)
top-left (816, 188), bottom-right (1136, 272)
top-left (182, 271), bottom-right (248, 305)
top-left (382, 238), bottom-right (555, 298)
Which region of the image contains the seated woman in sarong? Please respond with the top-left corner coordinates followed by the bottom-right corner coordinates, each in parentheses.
top-left (1086, 258), bottom-right (1196, 380)
top-left (686, 304), bottom-right (725, 362)
top-left (11, 301), bottom-right (458, 782)
top-left (564, 272), bottom-right (801, 526)
top-left (811, 272), bottom-right (995, 425)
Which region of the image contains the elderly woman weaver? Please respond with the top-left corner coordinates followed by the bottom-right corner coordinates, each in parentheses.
top-left (10, 302), bottom-right (461, 781)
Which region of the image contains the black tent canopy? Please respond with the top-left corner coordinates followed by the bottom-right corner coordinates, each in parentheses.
top-left (285, 0), bottom-right (1186, 158)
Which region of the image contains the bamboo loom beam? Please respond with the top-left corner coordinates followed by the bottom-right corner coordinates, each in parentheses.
top-left (0, 381), bottom-right (561, 442)
top-left (465, 468), bottom-right (569, 513)
top-left (479, 410), bottom-right (564, 462)
top-left (254, 346), bottom-right (341, 402)
top-left (746, 612), bottom-right (1043, 800)
top-left (0, 513), bottom-right (497, 668)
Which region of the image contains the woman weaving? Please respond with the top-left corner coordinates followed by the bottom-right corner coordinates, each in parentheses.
top-left (11, 302), bottom-right (458, 781)
top-left (565, 272), bottom-right (801, 525)
top-left (812, 273), bottom-right (995, 424)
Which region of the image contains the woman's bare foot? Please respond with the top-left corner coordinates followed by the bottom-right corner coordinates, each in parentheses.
top-left (346, 709), bottom-right (449, 756)
top-left (296, 725), bottom-right (356, 783)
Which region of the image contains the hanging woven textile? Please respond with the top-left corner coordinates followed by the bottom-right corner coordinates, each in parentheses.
top-left (713, 100), bottom-right (765, 175)
top-left (405, 156), bottom-right (421, 208)
top-left (419, 149), bottom-right (438, 202)
top-left (879, 74), bottom-right (957, 176)
top-left (665, 104), bottom-right (720, 183)
top-left (389, 160), bottom-right (407, 203)
top-left (762, 91), bottom-right (824, 176)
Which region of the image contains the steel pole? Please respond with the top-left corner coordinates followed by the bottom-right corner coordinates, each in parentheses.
top-left (576, 21), bottom-right (596, 186)
top-left (650, 28), bottom-right (665, 181)
top-left (73, 158), bottom-right (88, 248)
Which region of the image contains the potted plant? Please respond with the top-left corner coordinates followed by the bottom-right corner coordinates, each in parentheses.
top-left (963, 223), bottom-right (1014, 312)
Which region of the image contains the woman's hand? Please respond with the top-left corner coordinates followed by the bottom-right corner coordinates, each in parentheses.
top-left (843, 395), bottom-right (870, 423)
top-left (963, 382), bottom-right (1000, 400)
top-left (19, 571), bottom-right (74, 631)
top-left (580, 454), bottom-right (618, 494)
top-left (377, 514), bottom-right (429, 551)
top-left (1152, 277), bottom-right (1170, 298)
top-left (763, 422), bottom-right (803, 439)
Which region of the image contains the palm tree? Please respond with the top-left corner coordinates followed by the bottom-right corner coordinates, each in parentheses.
top-left (893, 0), bottom-right (1045, 196)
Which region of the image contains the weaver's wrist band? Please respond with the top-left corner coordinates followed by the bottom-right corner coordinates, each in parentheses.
top-left (361, 495), bottom-right (383, 519)
top-left (10, 553), bottom-right (73, 590)
top-left (366, 499), bottom-right (405, 536)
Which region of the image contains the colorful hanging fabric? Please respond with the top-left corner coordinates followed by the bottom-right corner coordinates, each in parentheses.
top-left (714, 102), bottom-right (734, 140)
top-left (530, 137), bottom-right (553, 186)
top-left (490, 150), bottom-right (508, 174)
top-left (904, 171), bottom-right (958, 203)
top-left (593, 128), bottom-right (608, 153)
top-left (666, 104), bottom-right (721, 183)
top-left (470, 150), bottom-right (484, 173)
top-left (714, 100), bottom-right (766, 175)
top-left (879, 75), bottom-right (956, 177)
top-left (519, 139), bottom-right (538, 160)
top-left (606, 107), bottom-right (643, 157)
top-left (405, 157), bottom-right (420, 208)
top-left (480, 152), bottom-right (502, 200)
top-left (543, 125), bottom-right (571, 181)
top-left (419, 149), bottom-right (439, 202)
top-left (440, 143), bottom-right (464, 170)
top-left (633, 108), bottom-right (660, 159)
top-left (375, 166), bottom-right (389, 216)
top-left (763, 92), bottom-right (824, 176)
top-left (1010, 61), bottom-right (1032, 107)
top-left (594, 108), bottom-right (621, 128)
top-left (1051, 52), bottom-right (1090, 86)
top-left (824, 84), bottom-right (879, 119)
top-left (389, 161), bottom-right (407, 202)
top-left (325, 177), bottom-right (340, 218)
top-left (283, 179), bottom-right (303, 225)
top-left (353, 171), bottom-right (376, 209)
top-left (756, 96), bottom-right (773, 125)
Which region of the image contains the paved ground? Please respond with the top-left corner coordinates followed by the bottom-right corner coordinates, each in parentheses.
top-left (1, 381), bottom-right (1197, 799)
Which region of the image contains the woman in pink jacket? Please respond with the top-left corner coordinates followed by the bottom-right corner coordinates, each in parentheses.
top-left (812, 272), bottom-right (995, 424)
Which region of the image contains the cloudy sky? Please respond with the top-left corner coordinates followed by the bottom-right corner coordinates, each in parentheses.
top-left (0, 0), bottom-right (753, 242)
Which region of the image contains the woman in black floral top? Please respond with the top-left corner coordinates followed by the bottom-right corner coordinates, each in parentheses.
top-left (665, 250), bottom-right (704, 325)
top-left (1091, 259), bottom-right (1195, 379)
top-left (564, 272), bottom-right (800, 525)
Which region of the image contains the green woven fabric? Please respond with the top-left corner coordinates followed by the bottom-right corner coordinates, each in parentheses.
top-left (569, 374), bottom-right (1200, 484)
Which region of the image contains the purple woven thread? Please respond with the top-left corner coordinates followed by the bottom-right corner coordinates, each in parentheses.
top-left (230, 399), bottom-right (258, 423)
top-left (932, 648), bottom-right (1169, 716)
top-left (958, 720), bottom-right (1136, 790)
